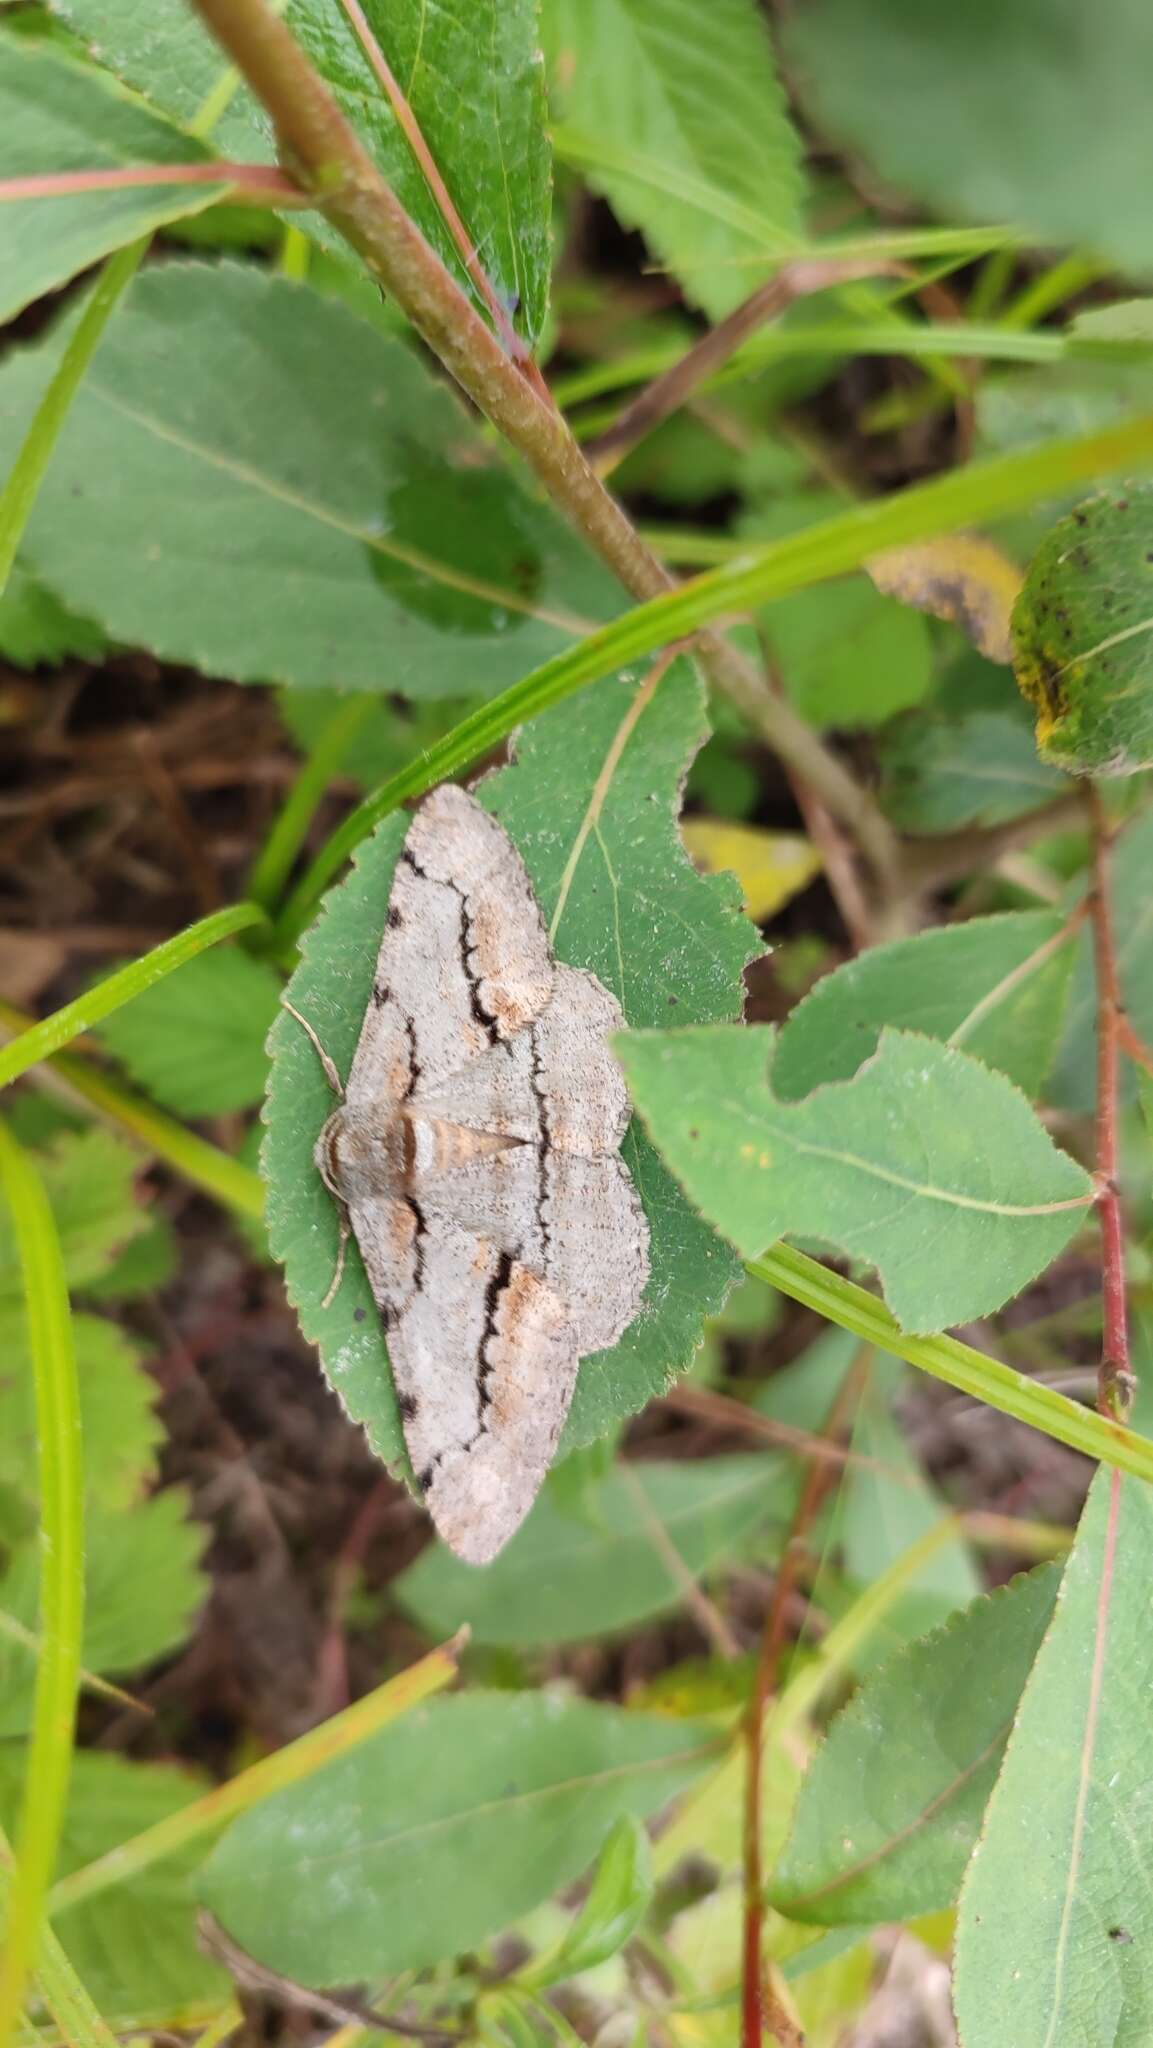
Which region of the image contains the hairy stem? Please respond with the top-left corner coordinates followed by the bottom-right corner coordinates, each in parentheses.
top-left (186, 0), bottom-right (900, 889)
top-left (1086, 782), bottom-right (1132, 1417)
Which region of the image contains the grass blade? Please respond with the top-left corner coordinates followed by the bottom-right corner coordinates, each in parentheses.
top-left (0, 1123), bottom-right (85, 2048)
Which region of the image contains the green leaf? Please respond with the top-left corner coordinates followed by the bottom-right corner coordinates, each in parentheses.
top-left (837, 1353), bottom-right (980, 1660)
top-left (279, 687), bottom-right (484, 791)
top-left (263, 660), bottom-right (758, 1476)
top-left (59, 0), bottom-right (552, 342)
top-left (747, 494), bottom-right (933, 731)
top-left (954, 1471), bottom-right (1153, 2045)
top-left (94, 947), bottom-right (282, 1116)
top-left (0, 1128), bottom-right (147, 1303)
top-left (772, 1562), bottom-right (1061, 1926)
top-left (0, 1749), bottom-right (226, 2029)
top-left (523, 1814), bottom-right (653, 1988)
top-left (396, 1456), bottom-right (788, 1647)
top-left (84, 1217), bottom-right (178, 1303)
top-left (0, 33), bottom-right (228, 325)
top-left (617, 1025), bottom-right (1093, 1332)
top-left (199, 1692), bottom-right (717, 1982)
top-left (1049, 801), bottom-right (1153, 1112)
top-left (0, 564), bottom-right (105, 668)
top-left (772, 912), bottom-right (1077, 1101)
top-left (0, 1490), bottom-right (205, 1736)
top-left (543, 0), bottom-right (805, 318)
top-left (0, 1311), bottom-right (162, 1512)
top-left (1013, 486), bottom-right (1153, 776)
top-left (880, 704), bottom-right (1067, 831)
top-left (785, 0), bottom-right (1153, 275)
top-left (0, 263), bottom-right (616, 699)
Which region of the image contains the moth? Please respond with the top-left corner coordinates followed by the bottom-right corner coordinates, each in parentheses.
top-left (290, 784), bottom-right (650, 1565)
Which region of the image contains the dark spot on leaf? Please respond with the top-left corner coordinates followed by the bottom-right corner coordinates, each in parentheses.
top-left (689, 1127), bottom-right (700, 1140)
top-left (1109, 1927), bottom-right (1133, 1944)
top-left (353, 1307), bottom-right (366, 1323)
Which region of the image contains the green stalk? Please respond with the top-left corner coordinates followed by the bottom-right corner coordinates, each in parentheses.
top-left (751, 1243), bottom-right (1153, 1486)
top-left (0, 1126), bottom-right (85, 2048)
top-left (0, 904), bottom-right (268, 1091)
top-left (0, 240), bottom-right (147, 601)
top-left (0, 1001), bottom-right (263, 1220)
top-left (247, 695), bottom-right (378, 914)
top-left (273, 405), bottom-right (1153, 948)
top-left (0, 1825), bottom-right (118, 2048)
top-left (47, 1633), bottom-right (464, 1916)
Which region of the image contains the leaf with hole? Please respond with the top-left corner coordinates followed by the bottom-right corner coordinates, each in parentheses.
top-left (617, 1025), bottom-right (1092, 1332)
top-left (772, 1562), bottom-right (1061, 1925)
top-left (262, 661), bottom-right (758, 1477)
top-left (0, 264), bottom-right (617, 699)
top-left (199, 1691), bottom-right (718, 1981)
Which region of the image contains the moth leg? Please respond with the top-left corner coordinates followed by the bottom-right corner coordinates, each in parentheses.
top-left (282, 999), bottom-right (346, 1098)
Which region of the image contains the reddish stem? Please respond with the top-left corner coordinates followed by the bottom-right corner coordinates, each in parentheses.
top-left (0, 162), bottom-right (307, 204)
top-left (740, 1351), bottom-right (870, 2047)
top-left (1086, 782), bottom-right (1132, 1418)
top-left (334, 0), bottom-right (551, 400)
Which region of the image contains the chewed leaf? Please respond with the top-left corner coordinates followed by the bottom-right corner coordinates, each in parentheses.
top-left (617, 1024), bottom-right (1093, 1332)
top-left (772, 911), bottom-right (1076, 1100)
top-left (262, 662), bottom-right (760, 1479)
top-left (1013, 485), bottom-right (1153, 774)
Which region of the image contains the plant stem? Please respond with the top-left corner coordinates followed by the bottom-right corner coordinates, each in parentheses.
top-left (740, 1352), bottom-right (868, 2048)
top-left (0, 902), bottom-right (267, 1091)
top-left (1085, 782), bottom-right (1132, 1418)
top-left (587, 258), bottom-right (896, 473)
top-left (185, 0), bottom-right (900, 890)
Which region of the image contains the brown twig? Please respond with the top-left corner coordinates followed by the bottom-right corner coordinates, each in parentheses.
top-left (198, 1912), bottom-right (465, 2041)
top-left (1085, 783), bottom-right (1133, 1419)
top-left (185, 0), bottom-right (902, 897)
top-left (618, 1462), bottom-right (741, 1659)
top-left (897, 787), bottom-right (1086, 896)
top-left (740, 1348), bottom-right (871, 2048)
top-left (332, 0), bottom-right (551, 400)
top-left (586, 259), bottom-right (896, 474)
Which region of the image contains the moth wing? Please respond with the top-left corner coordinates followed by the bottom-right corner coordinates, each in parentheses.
top-left (345, 844), bottom-right (480, 1108)
top-left (531, 964), bottom-right (633, 1155)
top-left (405, 785), bottom-right (555, 1039)
top-left (385, 1208), bottom-right (578, 1565)
top-left (544, 1150), bottom-right (650, 1357)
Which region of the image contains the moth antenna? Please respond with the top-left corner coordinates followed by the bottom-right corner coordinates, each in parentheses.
top-left (282, 999), bottom-right (346, 1098)
top-left (321, 1211), bottom-right (350, 1310)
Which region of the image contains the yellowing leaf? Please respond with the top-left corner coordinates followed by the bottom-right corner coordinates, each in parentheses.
top-left (681, 819), bottom-right (821, 921)
top-left (868, 534), bottom-right (1023, 663)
